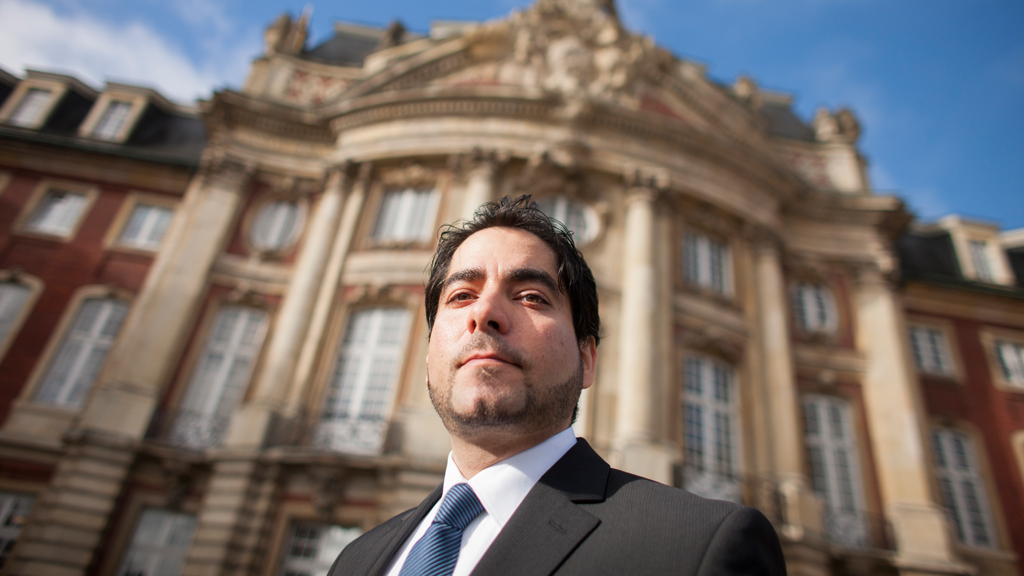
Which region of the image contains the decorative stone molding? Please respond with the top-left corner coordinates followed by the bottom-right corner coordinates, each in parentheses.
top-left (741, 222), bottom-right (782, 251)
top-left (347, 284), bottom-right (421, 310)
top-left (160, 459), bottom-right (193, 510)
top-left (813, 107), bottom-right (861, 144)
top-left (199, 148), bottom-right (258, 191)
top-left (256, 172), bottom-right (320, 200)
top-left (449, 147), bottom-right (511, 181)
top-left (679, 326), bottom-right (744, 364)
top-left (225, 282), bottom-right (271, 308)
top-left (377, 162), bottom-right (438, 191)
top-left (309, 464), bottom-right (348, 518)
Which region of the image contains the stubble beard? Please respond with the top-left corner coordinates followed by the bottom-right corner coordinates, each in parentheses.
top-left (427, 336), bottom-right (584, 439)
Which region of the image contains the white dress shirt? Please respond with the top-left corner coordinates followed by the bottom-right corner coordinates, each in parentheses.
top-left (383, 428), bottom-right (577, 576)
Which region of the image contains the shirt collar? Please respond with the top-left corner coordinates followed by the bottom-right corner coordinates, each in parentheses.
top-left (442, 428), bottom-right (577, 527)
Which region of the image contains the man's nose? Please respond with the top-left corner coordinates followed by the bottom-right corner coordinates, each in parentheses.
top-left (467, 291), bottom-right (509, 335)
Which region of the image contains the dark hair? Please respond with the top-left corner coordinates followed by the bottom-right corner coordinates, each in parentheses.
top-left (425, 195), bottom-right (600, 347)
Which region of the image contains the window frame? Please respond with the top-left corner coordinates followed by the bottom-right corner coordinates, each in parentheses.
top-left (679, 353), bottom-right (743, 503)
top-left (104, 192), bottom-right (179, 253)
top-left (0, 271), bottom-right (44, 365)
top-left (77, 92), bottom-right (149, 143)
top-left (275, 520), bottom-right (363, 576)
top-left (979, 328), bottom-right (1024, 393)
top-left (367, 187), bottom-right (440, 246)
top-left (114, 507), bottom-right (198, 576)
top-left (245, 196), bottom-right (308, 254)
top-left (0, 489), bottom-right (36, 571)
top-left (534, 195), bottom-right (601, 247)
top-left (13, 179), bottom-right (99, 241)
top-left (313, 305), bottom-right (414, 456)
top-left (681, 228), bottom-right (734, 298)
top-left (930, 425), bottom-right (1000, 549)
top-left (0, 81), bottom-right (65, 129)
top-left (790, 282), bottom-right (839, 336)
top-left (802, 394), bottom-right (869, 548)
top-left (168, 303), bottom-right (270, 450)
top-left (907, 319), bottom-right (961, 380)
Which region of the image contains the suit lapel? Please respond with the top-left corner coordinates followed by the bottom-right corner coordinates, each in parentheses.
top-left (368, 484), bottom-right (443, 576)
top-left (469, 440), bottom-right (609, 576)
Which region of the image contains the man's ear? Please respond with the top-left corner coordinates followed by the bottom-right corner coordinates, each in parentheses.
top-left (580, 336), bottom-right (597, 390)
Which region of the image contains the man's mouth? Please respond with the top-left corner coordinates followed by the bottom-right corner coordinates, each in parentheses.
top-left (459, 351), bottom-right (515, 367)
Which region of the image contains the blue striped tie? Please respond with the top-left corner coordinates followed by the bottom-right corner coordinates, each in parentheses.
top-left (399, 483), bottom-right (484, 576)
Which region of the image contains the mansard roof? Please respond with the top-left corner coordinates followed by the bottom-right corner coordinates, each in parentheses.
top-left (304, 22), bottom-right (425, 66)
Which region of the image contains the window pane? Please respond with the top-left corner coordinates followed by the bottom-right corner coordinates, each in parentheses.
top-left (93, 101), bottom-right (133, 140)
top-left (251, 201), bottom-right (302, 251)
top-left (316, 307), bottom-right (411, 455)
top-left (116, 509), bottom-right (197, 576)
top-left (682, 356), bottom-right (740, 502)
top-left (536, 196), bottom-right (596, 246)
top-left (931, 428), bottom-right (997, 548)
top-left (119, 204), bottom-right (173, 250)
top-left (0, 492), bottom-right (35, 570)
top-left (371, 189), bottom-right (436, 242)
top-left (0, 283), bottom-right (33, 348)
top-left (34, 298), bottom-right (129, 408)
top-left (8, 88), bottom-right (52, 127)
top-left (682, 232), bottom-right (730, 296)
top-left (278, 522), bottom-right (361, 576)
top-left (171, 306), bottom-right (267, 449)
top-left (968, 240), bottom-right (994, 282)
top-left (26, 190), bottom-right (88, 236)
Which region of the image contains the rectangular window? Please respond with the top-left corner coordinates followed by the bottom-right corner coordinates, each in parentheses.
top-left (792, 283), bottom-right (837, 335)
top-left (909, 326), bottom-right (954, 376)
top-left (371, 188), bottom-right (438, 243)
top-left (278, 522), bottom-right (362, 576)
top-left (0, 492), bottom-right (35, 570)
top-left (92, 100), bottom-right (133, 140)
top-left (0, 283), bottom-right (33, 351)
top-left (968, 240), bottom-right (994, 282)
top-left (116, 509), bottom-right (197, 576)
top-left (996, 341), bottom-right (1024, 389)
top-left (931, 428), bottom-right (997, 548)
top-left (315, 307), bottom-right (411, 455)
top-left (8, 88), bottom-right (52, 127)
top-left (24, 189), bottom-right (89, 237)
top-left (171, 306), bottom-right (268, 449)
top-left (803, 395), bottom-right (868, 548)
top-left (683, 232), bottom-right (731, 296)
top-left (34, 298), bottom-right (129, 409)
top-left (681, 356), bottom-right (741, 503)
top-left (118, 204), bottom-right (173, 250)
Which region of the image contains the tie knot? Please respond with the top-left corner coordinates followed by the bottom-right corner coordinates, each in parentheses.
top-left (434, 483), bottom-right (483, 531)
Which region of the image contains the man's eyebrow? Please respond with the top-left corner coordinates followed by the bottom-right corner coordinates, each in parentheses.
top-left (441, 266), bottom-right (561, 297)
top-left (506, 267), bottom-right (561, 296)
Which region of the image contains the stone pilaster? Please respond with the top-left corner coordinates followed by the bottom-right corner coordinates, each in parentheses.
top-left (612, 171), bottom-right (673, 484)
top-left (853, 264), bottom-right (971, 575)
top-left (4, 151), bottom-right (257, 576)
top-left (225, 162), bottom-right (353, 447)
top-left (182, 457), bottom-right (280, 576)
top-left (751, 233), bottom-right (824, 538)
top-left (458, 148), bottom-right (503, 220)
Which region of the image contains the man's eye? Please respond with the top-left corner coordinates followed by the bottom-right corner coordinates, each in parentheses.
top-left (521, 293), bottom-right (547, 304)
top-left (448, 292), bottom-right (473, 303)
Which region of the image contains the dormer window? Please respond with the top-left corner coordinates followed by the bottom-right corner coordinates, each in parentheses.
top-left (7, 88), bottom-right (52, 127)
top-left (91, 100), bottom-right (132, 140)
top-left (968, 240), bottom-right (994, 283)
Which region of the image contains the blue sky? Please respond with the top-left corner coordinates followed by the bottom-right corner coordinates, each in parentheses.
top-left (1, 0), bottom-right (1021, 229)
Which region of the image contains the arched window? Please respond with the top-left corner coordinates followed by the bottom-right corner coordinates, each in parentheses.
top-left (315, 307), bottom-right (412, 455)
top-left (251, 200), bottom-right (302, 251)
top-left (535, 196), bottom-right (598, 247)
top-left (33, 297), bottom-right (129, 409)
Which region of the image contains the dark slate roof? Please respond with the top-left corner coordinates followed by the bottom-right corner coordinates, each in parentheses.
top-left (896, 231), bottom-right (963, 279)
top-left (0, 71), bottom-right (15, 107)
top-left (1009, 248), bottom-right (1024, 288)
top-left (124, 103), bottom-right (206, 163)
top-left (39, 87), bottom-right (95, 135)
top-left (761, 100), bottom-right (815, 142)
top-left (305, 28), bottom-right (382, 66)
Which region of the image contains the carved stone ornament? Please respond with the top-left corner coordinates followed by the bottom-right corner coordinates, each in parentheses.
top-left (309, 464), bottom-right (347, 519)
top-left (199, 147), bottom-right (258, 190)
top-left (500, 0), bottom-right (659, 106)
top-left (257, 172), bottom-right (319, 200)
top-left (161, 460), bottom-right (193, 510)
top-left (680, 326), bottom-right (743, 364)
top-left (512, 145), bottom-right (588, 198)
top-left (377, 163), bottom-right (437, 191)
top-left (285, 70), bottom-right (351, 106)
top-left (449, 147), bottom-right (511, 180)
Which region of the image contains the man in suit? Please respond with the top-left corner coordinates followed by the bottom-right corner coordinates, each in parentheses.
top-left (330, 195), bottom-right (786, 575)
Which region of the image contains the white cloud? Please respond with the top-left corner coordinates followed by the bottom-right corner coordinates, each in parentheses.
top-left (0, 0), bottom-right (256, 103)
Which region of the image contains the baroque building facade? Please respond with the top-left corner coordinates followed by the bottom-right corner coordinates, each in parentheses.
top-left (0, 1), bottom-right (1022, 575)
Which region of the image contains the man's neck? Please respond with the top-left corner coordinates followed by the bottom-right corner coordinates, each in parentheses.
top-left (448, 427), bottom-right (566, 479)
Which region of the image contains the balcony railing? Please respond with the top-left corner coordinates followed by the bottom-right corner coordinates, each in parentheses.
top-left (823, 508), bottom-right (895, 551)
top-left (674, 463), bottom-right (784, 526)
top-left (146, 408), bottom-right (231, 451)
top-left (265, 410), bottom-right (391, 456)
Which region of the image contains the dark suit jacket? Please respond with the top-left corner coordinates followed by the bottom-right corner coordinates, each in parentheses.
top-left (329, 439), bottom-right (786, 575)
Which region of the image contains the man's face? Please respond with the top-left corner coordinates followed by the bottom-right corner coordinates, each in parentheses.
top-left (426, 227), bottom-right (596, 442)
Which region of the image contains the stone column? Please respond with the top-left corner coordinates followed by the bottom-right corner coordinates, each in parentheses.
top-left (224, 163), bottom-right (352, 447)
top-left (612, 173), bottom-right (673, 484)
top-left (285, 163), bottom-right (370, 415)
top-left (751, 234), bottom-right (824, 553)
top-left (854, 264), bottom-right (969, 575)
top-left (459, 148), bottom-right (502, 220)
top-left (5, 152), bottom-right (256, 576)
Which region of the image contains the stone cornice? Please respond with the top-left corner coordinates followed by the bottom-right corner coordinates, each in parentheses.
top-left (784, 191), bottom-right (911, 238)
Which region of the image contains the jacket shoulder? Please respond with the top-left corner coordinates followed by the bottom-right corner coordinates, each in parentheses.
top-left (327, 507), bottom-right (417, 576)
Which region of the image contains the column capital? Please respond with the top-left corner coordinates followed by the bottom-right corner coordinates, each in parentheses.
top-left (742, 222), bottom-right (782, 252)
top-left (199, 147), bottom-right (258, 190)
top-left (623, 164), bottom-right (670, 193)
top-left (449, 147), bottom-right (510, 176)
